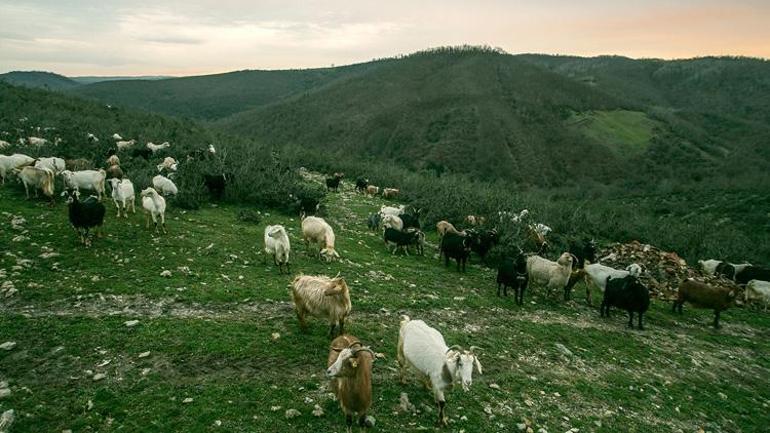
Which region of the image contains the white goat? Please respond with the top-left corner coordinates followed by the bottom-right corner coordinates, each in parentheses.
top-left (152, 174), bottom-right (178, 196)
top-left (140, 187), bottom-right (166, 234)
top-left (526, 252), bottom-right (575, 297)
top-left (0, 140), bottom-right (10, 149)
top-left (146, 141), bottom-right (171, 153)
top-left (0, 153), bottom-right (35, 184)
top-left (34, 157), bottom-right (65, 174)
top-left (108, 178), bottom-right (135, 218)
top-left (291, 274), bottom-right (351, 336)
top-left (301, 216), bottom-right (340, 261)
top-left (380, 205), bottom-right (405, 218)
top-left (60, 169), bottom-right (106, 200)
top-left (16, 166), bottom-right (54, 200)
top-left (106, 155), bottom-right (120, 166)
top-left (112, 133), bottom-right (123, 140)
top-left (263, 225), bottom-right (291, 273)
top-left (87, 133), bottom-right (99, 142)
top-left (27, 137), bottom-right (48, 147)
top-left (745, 280), bottom-right (770, 310)
top-left (382, 214), bottom-right (404, 231)
top-left (397, 316), bottom-right (481, 426)
top-left (583, 262), bottom-right (643, 305)
top-left (116, 139), bottom-right (136, 150)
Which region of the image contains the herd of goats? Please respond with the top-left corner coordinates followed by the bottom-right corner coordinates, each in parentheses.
top-left (3, 132), bottom-right (770, 432)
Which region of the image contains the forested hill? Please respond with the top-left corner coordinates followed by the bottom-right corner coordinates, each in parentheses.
top-left (65, 48), bottom-right (770, 185)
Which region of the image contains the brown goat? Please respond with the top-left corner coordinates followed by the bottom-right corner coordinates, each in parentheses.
top-left (105, 164), bottom-right (123, 180)
top-left (65, 158), bottom-right (92, 171)
top-left (326, 334), bottom-right (374, 433)
top-left (674, 278), bottom-right (736, 328)
top-left (366, 185), bottom-right (379, 196)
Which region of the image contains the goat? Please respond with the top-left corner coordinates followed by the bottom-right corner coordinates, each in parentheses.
top-left (203, 174), bottom-right (227, 199)
top-left (107, 178), bottom-right (136, 218)
top-left (326, 173), bottom-right (343, 192)
top-left (744, 280), bottom-right (770, 311)
top-left (16, 166), bottom-right (55, 202)
top-left (384, 227), bottom-right (423, 255)
top-left (34, 157), bottom-right (65, 174)
top-left (0, 154), bottom-right (35, 184)
top-left (366, 213), bottom-right (381, 231)
top-left (382, 188), bottom-right (399, 199)
top-left (674, 278), bottom-right (736, 328)
top-left (116, 139), bottom-right (136, 150)
top-left (326, 334), bottom-right (375, 433)
top-left (63, 189), bottom-right (105, 246)
top-left (141, 187), bottom-right (167, 234)
top-left (366, 185), bottom-right (379, 196)
top-left (601, 275), bottom-right (650, 330)
top-left (105, 164), bottom-right (123, 180)
top-left (355, 177), bottom-right (368, 193)
top-left (583, 262), bottom-right (643, 305)
top-left (440, 232), bottom-right (472, 272)
top-left (436, 220), bottom-right (465, 238)
top-left (263, 225), bottom-right (290, 274)
top-left (106, 155), bottom-right (120, 166)
top-left (526, 252), bottom-right (574, 299)
top-left (152, 174), bottom-right (178, 196)
top-left (397, 316), bottom-right (481, 426)
top-left (735, 266), bottom-right (770, 286)
top-left (147, 141), bottom-right (171, 153)
top-left (382, 214), bottom-right (404, 231)
top-left (466, 229), bottom-right (498, 261)
top-left (497, 253), bottom-right (528, 304)
top-left (60, 169), bottom-right (106, 200)
top-left (301, 216), bottom-right (340, 261)
top-left (291, 274), bottom-right (351, 336)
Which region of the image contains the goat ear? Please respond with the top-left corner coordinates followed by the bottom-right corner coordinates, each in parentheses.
top-left (474, 356), bottom-right (483, 375)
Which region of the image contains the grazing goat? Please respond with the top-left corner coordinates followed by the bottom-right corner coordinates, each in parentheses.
top-left (698, 259), bottom-right (722, 276)
top-left (116, 139), bottom-right (136, 150)
top-left (26, 136), bottom-right (48, 147)
top-left (326, 335), bottom-right (375, 433)
top-left (382, 188), bottom-right (399, 199)
top-left (397, 316), bottom-right (481, 426)
top-left (107, 178), bottom-right (135, 218)
top-left (301, 216), bottom-right (340, 261)
top-left (291, 274), bottom-right (351, 336)
top-left (34, 157), bottom-right (65, 174)
top-left (152, 174), bottom-right (178, 196)
top-left (0, 154), bottom-right (35, 184)
top-left (263, 225), bottom-right (291, 274)
top-left (60, 169), bottom-right (106, 200)
top-left (601, 275), bottom-right (650, 330)
top-left (147, 141), bottom-right (170, 153)
top-left (440, 232), bottom-right (472, 272)
top-left (400, 211), bottom-right (421, 230)
top-left (63, 189), bottom-right (105, 246)
top-left (384, 227), bottom-right (424, 255)
top-left (65, 158), bottom-right (91, 171)
top-left (382, 214), bottom-right (404, 231)
top-left (131, 147), bottom-right (152, 160)
top-left (744, 280), bottom-right (770, 310)
top-left (366, 185), bottom-right (379, 196)
top-left (366, 213), bottom-right (381, 231)
top-left (379, 205), bottom-right (405, 218)
top-left (734, 266), bottom-right (770, 286)
top-left (141, 187), bottom-right (167, 234)
top-left (203, 173), bottom-right (227, 199)
top-left (326, 173), bottom-right (343, 192)
top-left (16, 166), bottom-right (55, 202)
top-left (466, 229), bottom-right (498, 261)
top-left (583, 262), bottom-right (643, 305)
top-left (497, 253), bottom-right (528, 304)
top-left (156, 156), bottom-right (178, 172)
top-left (526, 252), bottom-right (574, 299)
top-left (674, 278), bottom-right (736, 328)
top-left (355, 177), bottom-right (368, 193)
top-left (436, 220), bottom-right (465, 238)
top-left (106, 155), bottom-right (120, 166)
top-left (465, 215), bottom-right (485, 226)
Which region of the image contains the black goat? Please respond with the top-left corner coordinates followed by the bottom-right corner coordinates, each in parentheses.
top-left (204, 174), bottom-right (227, 199)
top-left (497, 254), bottom-right (528, 304)
top-left (367, 213), bottom-right (381, 231)
top-left (355, 177), bottom-right (368, 193)
top-left (326, 174), bottom-right (343, 192)
top-left (467, 229), bottom-right (498, 261)
top-left (296, 196), bottom-right (320, 217)
top-left (63, 189), bottom-right (105, 246)
top-left (601, 275), bottom-right (650, 330)
top-left (569, 238), bottom-right (596, 269)
top-left (440, 232), bottom-right (472, 272)
top-left (400, 212), bottom-right (421, 230)
top-left (384, 227), bottom-right (424, 255)
top-left (735, 266), bottom-right (770, 286)
top-left (131, 147), bottom-right (152, 160)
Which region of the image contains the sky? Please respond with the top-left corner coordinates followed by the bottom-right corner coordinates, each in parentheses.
top-left (1, 0), bottom-right (769, 76)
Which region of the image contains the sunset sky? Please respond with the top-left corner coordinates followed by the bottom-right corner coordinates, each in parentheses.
top-left (1, 0), bottom-right (768, 76)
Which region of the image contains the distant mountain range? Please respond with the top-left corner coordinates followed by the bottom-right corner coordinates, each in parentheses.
top-left (0, 71), bottom-right (170, 90)
top-left (3, 48), bottom-right (769, 185)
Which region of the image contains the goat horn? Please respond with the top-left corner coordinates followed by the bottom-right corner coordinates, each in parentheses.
top-left (353, 347), bottom-right (375, 357)
top-left (469, 345), bottom-right (482, 353)
top-left (347, 341), bottom-right (363, 349)
top-left (446, 345), bottom-right (462, 353)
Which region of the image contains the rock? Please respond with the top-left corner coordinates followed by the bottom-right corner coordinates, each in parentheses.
top-left (554, 343), bottom-right (573, 357)
top-left (0, 388), bottom-right (10, 399)
top-left (718, 392), bottom-right (728, 400)
top-left (270, 406), bottom-right (282, 412)
top-left (214, 419), bottom-right (222, 426)
top-left (489, 383), bottom-right (501, 390)
top-left (183, 398), bottom-right (193, 404)
top-left (364, 415), bottom-right (375, 427)
top-left (517, 423), bottom-right (527, 431)
top-left (303, 396), bottom-right (314, 404)
top-left (0, 341), bottom-right (16, 351)
top-left (537, 428), bottom-right (548, 433)
top-left (271, 332), bottom-right (280, 340)
top-left (285, 408), bottom-right (301, 419)
top-left (399, 392), bottom-right (416, 413)
top-left (93, 373), bottom-right (106, 381)
top-left (138, 351), bottom-right (151, 358)
top-left (312, 404), bottom-right (324, 417)
top-left (160, 270), bottom-right (172, 277)
top-left (124, 320), bottom-right (140, 327)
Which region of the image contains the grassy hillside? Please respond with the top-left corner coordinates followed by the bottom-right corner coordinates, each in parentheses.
top-left (0, 71), bottom-right (80, 90)
top-left (1, 180), bottom-right (769, 433)
top-left (70, 76), bottom-right (172, 85)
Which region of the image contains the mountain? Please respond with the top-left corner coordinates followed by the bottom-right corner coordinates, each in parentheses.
top-left (0, 71), bottom-right (80, 90)
top-left (70, 76), bottom-right (172, 85)
top-left (66, 47), bottom-right (770, 185)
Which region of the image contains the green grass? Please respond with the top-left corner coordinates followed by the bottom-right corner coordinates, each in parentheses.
top-left (1, 181), bottom-right (769, 433)
top-left (568, 110), bottom-right (660, 156)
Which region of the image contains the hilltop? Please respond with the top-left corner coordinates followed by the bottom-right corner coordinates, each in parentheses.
top-left (0, 71), bottom-right (80, 90)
